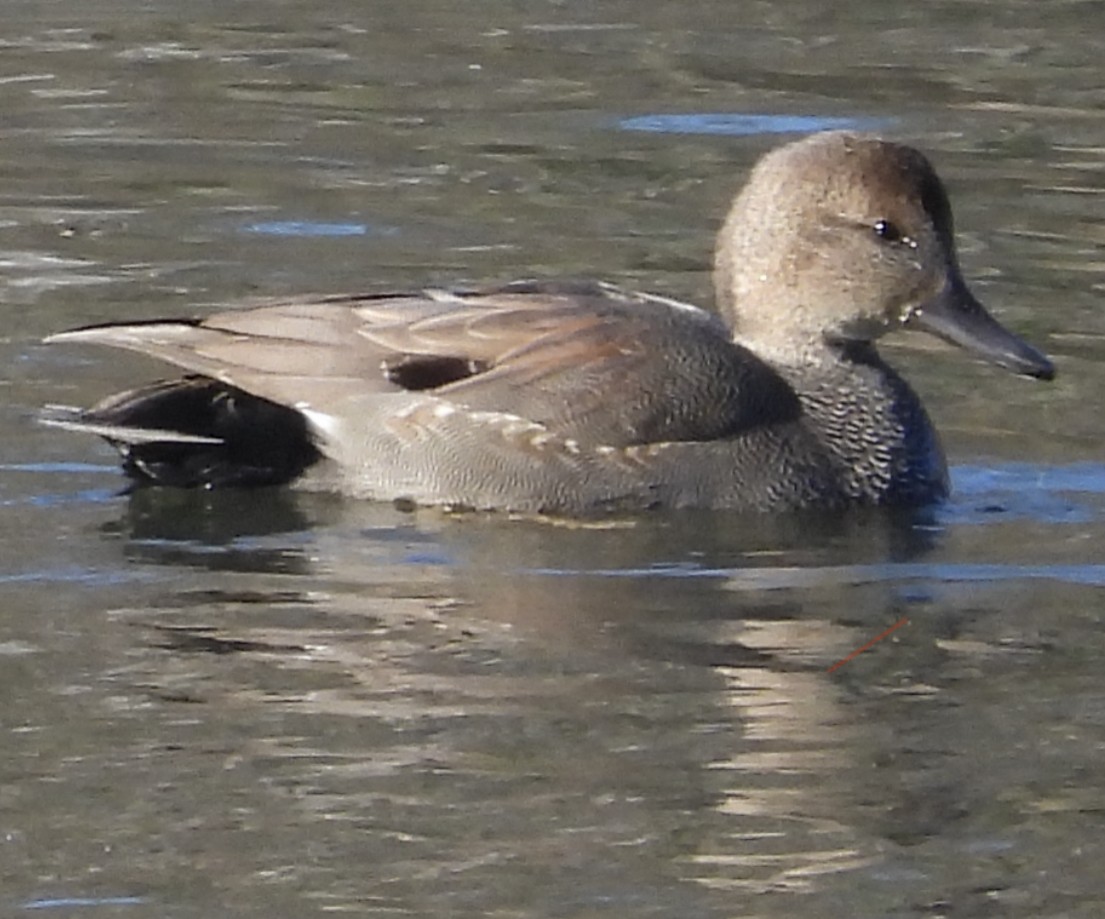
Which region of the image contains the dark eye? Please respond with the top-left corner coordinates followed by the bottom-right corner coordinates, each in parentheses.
top-left (873, 219), bottom-right (904, 243)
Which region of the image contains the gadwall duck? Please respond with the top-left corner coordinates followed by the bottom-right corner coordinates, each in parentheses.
top-left (43, 131), bottom-right (1054, 514)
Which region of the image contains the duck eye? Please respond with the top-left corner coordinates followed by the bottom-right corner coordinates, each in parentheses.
top-left (873, 219), bottom-right (903, 242)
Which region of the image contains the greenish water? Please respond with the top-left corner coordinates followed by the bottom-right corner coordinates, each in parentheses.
top-left (4, 2), bottom-right (1105, 917)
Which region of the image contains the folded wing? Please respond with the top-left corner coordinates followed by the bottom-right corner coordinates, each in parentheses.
top-left (47, 280), bottom-right (798, 451)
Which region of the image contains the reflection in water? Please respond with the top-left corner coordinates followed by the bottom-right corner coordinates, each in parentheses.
top-left (696, 667), bottom-right (877, 894)
top-left (116, 487), bottom-right (319, 571)
top-left (72, 489), bottom-right (972, 905)
top-left (57, 470), bottom-right (1100, 914)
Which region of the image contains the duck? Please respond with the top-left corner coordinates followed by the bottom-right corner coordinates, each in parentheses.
top-left (42, 130), bottom-right (1054, 514)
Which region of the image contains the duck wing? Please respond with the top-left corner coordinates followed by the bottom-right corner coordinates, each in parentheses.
top-left (46, 280), bottom-right (799, 451)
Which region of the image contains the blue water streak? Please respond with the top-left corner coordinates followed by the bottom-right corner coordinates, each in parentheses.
top-left (618, 113), bottom-right (889, 136)
top-left (23, 895), bottom-right (146, 910)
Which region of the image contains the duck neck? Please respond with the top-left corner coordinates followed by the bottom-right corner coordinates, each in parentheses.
top-left (770, 342), bottom-right (949, 504)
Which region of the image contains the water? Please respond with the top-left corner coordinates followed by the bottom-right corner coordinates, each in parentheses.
top-left (4, 1), bottom-right (1105, 916)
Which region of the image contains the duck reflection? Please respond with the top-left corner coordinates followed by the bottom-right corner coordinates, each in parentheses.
top-left (98, 490), bottom-right (962, 902)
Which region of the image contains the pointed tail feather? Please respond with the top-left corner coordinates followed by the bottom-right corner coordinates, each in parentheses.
top-left (39, 404), bottom-right (224, 446)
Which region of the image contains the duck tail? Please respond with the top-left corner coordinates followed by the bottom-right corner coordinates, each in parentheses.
top-left (39, 377), bottom-right (322, 489)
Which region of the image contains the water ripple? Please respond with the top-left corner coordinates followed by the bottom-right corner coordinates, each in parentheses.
top-left (22, 896), bottom-right (146, 910)
top-left (617, 113), bottom-right (890, 136)
top-left (521, 561), bottom-right (1105, 590)
top-left (242, 220), bottom-right (397, 238)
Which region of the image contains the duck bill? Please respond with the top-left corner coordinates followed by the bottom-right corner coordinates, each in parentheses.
top-left (906, 278), bottom-right (1055, 380)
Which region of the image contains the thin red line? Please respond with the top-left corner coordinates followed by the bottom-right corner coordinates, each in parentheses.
top-left (826, 616), bottom-right (910, 673)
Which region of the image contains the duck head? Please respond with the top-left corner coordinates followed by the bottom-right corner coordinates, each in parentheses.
top-left (714, 130), bottom-right (1054, 380)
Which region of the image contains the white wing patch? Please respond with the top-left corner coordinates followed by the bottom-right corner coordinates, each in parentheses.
top-left (298, 405), bottom-right (341, 438)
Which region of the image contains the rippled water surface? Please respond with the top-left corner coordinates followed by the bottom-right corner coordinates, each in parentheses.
top-left (5, 1), bottom-right (1105, 916)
